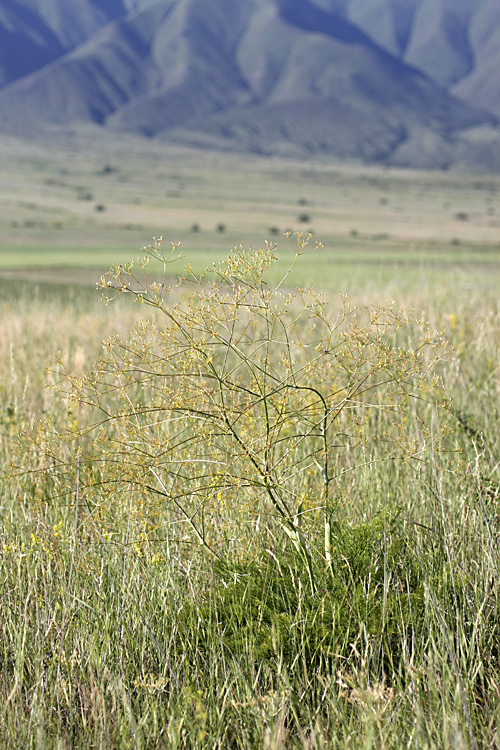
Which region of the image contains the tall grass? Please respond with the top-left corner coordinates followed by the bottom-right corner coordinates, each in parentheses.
top-left (1, 241), bottom-right (500, 748)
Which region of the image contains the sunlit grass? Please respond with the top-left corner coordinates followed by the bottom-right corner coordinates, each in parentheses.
top-left (2, 239), bottom-right (500, 306)
top-left (1, 236), bottom-right (500, 747)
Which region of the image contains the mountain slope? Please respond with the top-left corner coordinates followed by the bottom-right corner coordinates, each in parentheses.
top-left (0, 0), bottom-right (499, 169)
top-left (335, 0), bottom-right (500, 116)
top-left (106, 0), bottom-right (253, 134)
top-left (452, 2), bottom-right (500, 117)
top-left (0, 0), bottom-right (130, 89)
top-left (0, 0), bottom-right (64, 86)
top-left (12, 0), bottom-right (128, 48)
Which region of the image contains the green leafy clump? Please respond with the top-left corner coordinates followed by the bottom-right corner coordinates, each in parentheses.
top-left (181, 514), bottom-right (425, 674)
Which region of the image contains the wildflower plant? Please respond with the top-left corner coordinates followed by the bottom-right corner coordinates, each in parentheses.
top-left (38, 235), bottom-right (447, 591)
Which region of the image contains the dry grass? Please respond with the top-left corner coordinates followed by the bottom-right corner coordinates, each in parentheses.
top-left (1, 137), bottom-right (500, 747)
top-left (1, 242), bottom-right (500, 747)
top-left (1, 128), bottom-right (499, 277)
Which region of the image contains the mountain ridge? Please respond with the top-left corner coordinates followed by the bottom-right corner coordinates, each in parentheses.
top-left (1, 0), bottom-right (499, 169)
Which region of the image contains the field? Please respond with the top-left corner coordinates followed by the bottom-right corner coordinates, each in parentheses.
top-left (1, 126), bottom-right (499, 291)
top-left (1, 130), bottom-right (500, 748)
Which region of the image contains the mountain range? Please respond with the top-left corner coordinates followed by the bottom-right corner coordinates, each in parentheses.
top-left (1, 0), bottom-right (499, 169)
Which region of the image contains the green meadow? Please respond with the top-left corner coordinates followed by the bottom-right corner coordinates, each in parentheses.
top-left (1, 132), bottom-right (500, 748)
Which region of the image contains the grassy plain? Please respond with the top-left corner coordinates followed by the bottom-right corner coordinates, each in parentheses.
top-left (1, 127), bottom-right (499, 293)
top-left (1, 130), bottom-right (500, 748)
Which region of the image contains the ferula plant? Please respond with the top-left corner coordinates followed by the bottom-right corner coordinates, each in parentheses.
top-left (33, 235), bottom-right (448, 591)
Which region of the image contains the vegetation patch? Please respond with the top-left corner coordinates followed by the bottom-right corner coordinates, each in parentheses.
top-left (2, 234), bottom-right (500, 748)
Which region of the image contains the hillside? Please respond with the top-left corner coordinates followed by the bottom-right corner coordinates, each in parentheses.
top-left (342, 0), bottom-right (500, 117)
top-left (0, 0), bottom-right (64, 86)
top-left (0, 0), bottom-right (499, 169)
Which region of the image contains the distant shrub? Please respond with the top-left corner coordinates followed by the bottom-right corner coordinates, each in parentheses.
top-left (455, 212), bottom-right (469, 221)
top-left (94, 203), bottom-right (106, 212)
top-left (217, 223), bottom-right (226, 233)
top-left (298, 213), bottom-right (311, 223)
top-left (99, 164), bottom-right (118, 175)
top-left (191, 223), bottom-right (200, 232)
top-left (121, 223), bottom-right (143, 231)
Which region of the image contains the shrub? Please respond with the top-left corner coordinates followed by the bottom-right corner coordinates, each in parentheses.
top-left (30, 234), bottom-right (448, 593)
